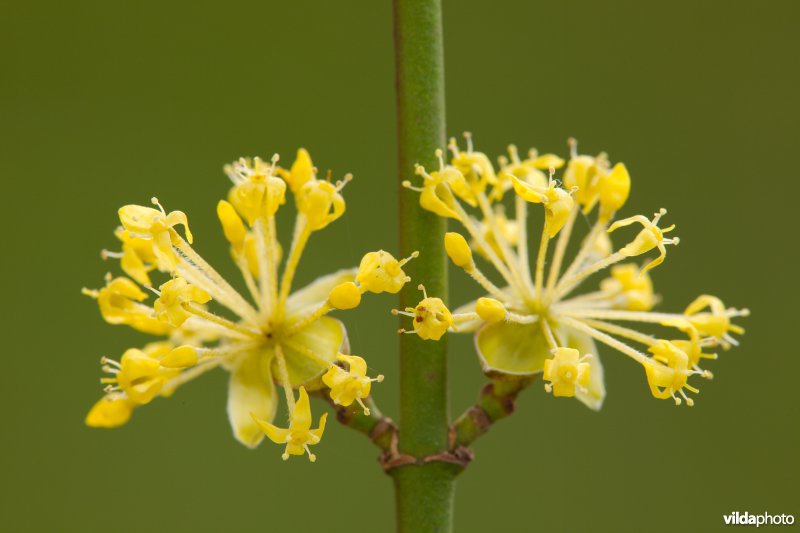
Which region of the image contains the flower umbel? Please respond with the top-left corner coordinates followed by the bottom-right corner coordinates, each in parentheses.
top-left (85, 150), bottom-right (412, 459)
top-left (404, 135), bottom-right (748, 408)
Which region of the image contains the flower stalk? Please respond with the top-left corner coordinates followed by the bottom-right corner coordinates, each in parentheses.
top-left (392, 0), bottom-right (456, 531)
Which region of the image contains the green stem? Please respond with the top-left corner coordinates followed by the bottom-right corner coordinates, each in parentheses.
top-left (320, 393), bottom-right (397, 452)
top-left (392, 0), bottom-right (454, 532)
top-left (451, 377), bottom-right (535, 448)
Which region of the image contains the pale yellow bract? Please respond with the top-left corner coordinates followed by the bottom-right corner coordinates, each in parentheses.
top-left (83, 149), bottom-right (404, 461)
top-left (402, 134), bottom-right (749, 408)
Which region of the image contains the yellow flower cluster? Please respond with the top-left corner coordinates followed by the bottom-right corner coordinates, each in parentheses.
top-left (402, 135), bottom-right (748, 408)
top-left (84, 149), bottom-right (411, 460)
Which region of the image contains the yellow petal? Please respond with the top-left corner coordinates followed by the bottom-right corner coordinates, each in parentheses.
top-left (287, 148), bottom-right (315, 193)
top-left (253, 418), bottom-right (289, 445)
top-left (311, 412), bottom-right (328, 441)
top-left (291, 386), bottom-right (313, 432)
top-left (280, 317), bottom-right (345, 387)
top-left (85, 397), bottom-right (134, 428)
top-left (160, 345), bottom-right (199, 368)
top-left (227, 351), bottom-right (277, 448)
top-left (475, 322), bottom-right (550, 376)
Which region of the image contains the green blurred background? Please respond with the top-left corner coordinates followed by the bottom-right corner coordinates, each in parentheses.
top-left (2, 1), bottom-right (797, 531)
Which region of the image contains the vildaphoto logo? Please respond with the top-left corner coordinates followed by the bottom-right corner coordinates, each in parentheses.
top-left (724, 512), bottom-right (795, 527)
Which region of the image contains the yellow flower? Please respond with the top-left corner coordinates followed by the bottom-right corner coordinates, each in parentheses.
top-left (356, 250), bottom-right (418, 294)
top-left (599, 263), bottom-right (657, 311)
top-left (253, 387), bottom-right (328, 462)
top-left (322, 354), bottom-right (384, 414)
top-left (394, 285), bottom-right (454, 341)
top-left (608, 208), bottom-right (680, 273)
top-left (154, 278), bottom-right (212, 327)
top-left (118, 198), bottom-right (192, 271)
top-left (543, 347), bottom-right (592, 398)
top-left (404, 135), bottom-right (747, 409)
top-left (85, 150), bottom-right (401, 458)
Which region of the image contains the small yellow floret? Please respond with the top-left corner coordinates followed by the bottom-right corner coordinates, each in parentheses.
top-left (296, 178), bottom-right (347, 230)
top-left (398, 285), bottom-right (454, 341)
top-left (322, 354), bottom-right (383, 414)
top-left (253, 387), bottom-right (328, 462)
top-left (543, 347), bottom-right (591, 398)
top-left (355, 250), bottom-right (416, 294)
top-left (542, 184), bottom-right (575, 238)
top-left (682, 295), bottom-right (747, 345)
top-left (600, 264), bottom-right (657, 311)
top-left (118, 199), bottom-right (192, 271)
top-left (475, 297), bottom-right (506, 323)
top-left (154, 278), bottom-right (211, 327)
top-left (227, 157), bottom-right (287, 225)
top-left (83, 276), bottom-right (170, 335)
top-left (110, 348), bottom-right (177, 404)
top-left (608, 208), bottom-right (679, 273)
top-left (644, 341), bottom-right (696, 406)
top-left (328, 282), bottom-right (362, 310)
top-left (444, 232), bottom-right (473, 269)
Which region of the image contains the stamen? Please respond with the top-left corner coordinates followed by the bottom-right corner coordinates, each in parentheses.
top-left (101, 356), bottom-right (121, 368)
top-left (679, 390), bottom-right (695, 407)
top-left (100, 250), bottom-right (123, 260)
top-left (398, 250), bottom-right (420, 267)
top-left (304, 444), bottom-right (316, 463)
top-left (447, 137), bottom-right (459, 157)
top-left (356, 397), bottom-right (370, 416)
top-left (418, 284), bottom-right (428, 299)
top-left (335, 173), bottom-right (353, 192)
top-left (435, 148), bottom-right (445, 170)
top-left (402, 180), bottom-right (424, 192)
top-left (567, 137), bottom-right (578, 160)
top-left (652, 208), bottom-right (667, 225)
top-left (269, 153), bottom-right (280, 175)
top-left (151, 197), bottom-right (166, 215)
top-left (463, 131), bottom-right (473, 152)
